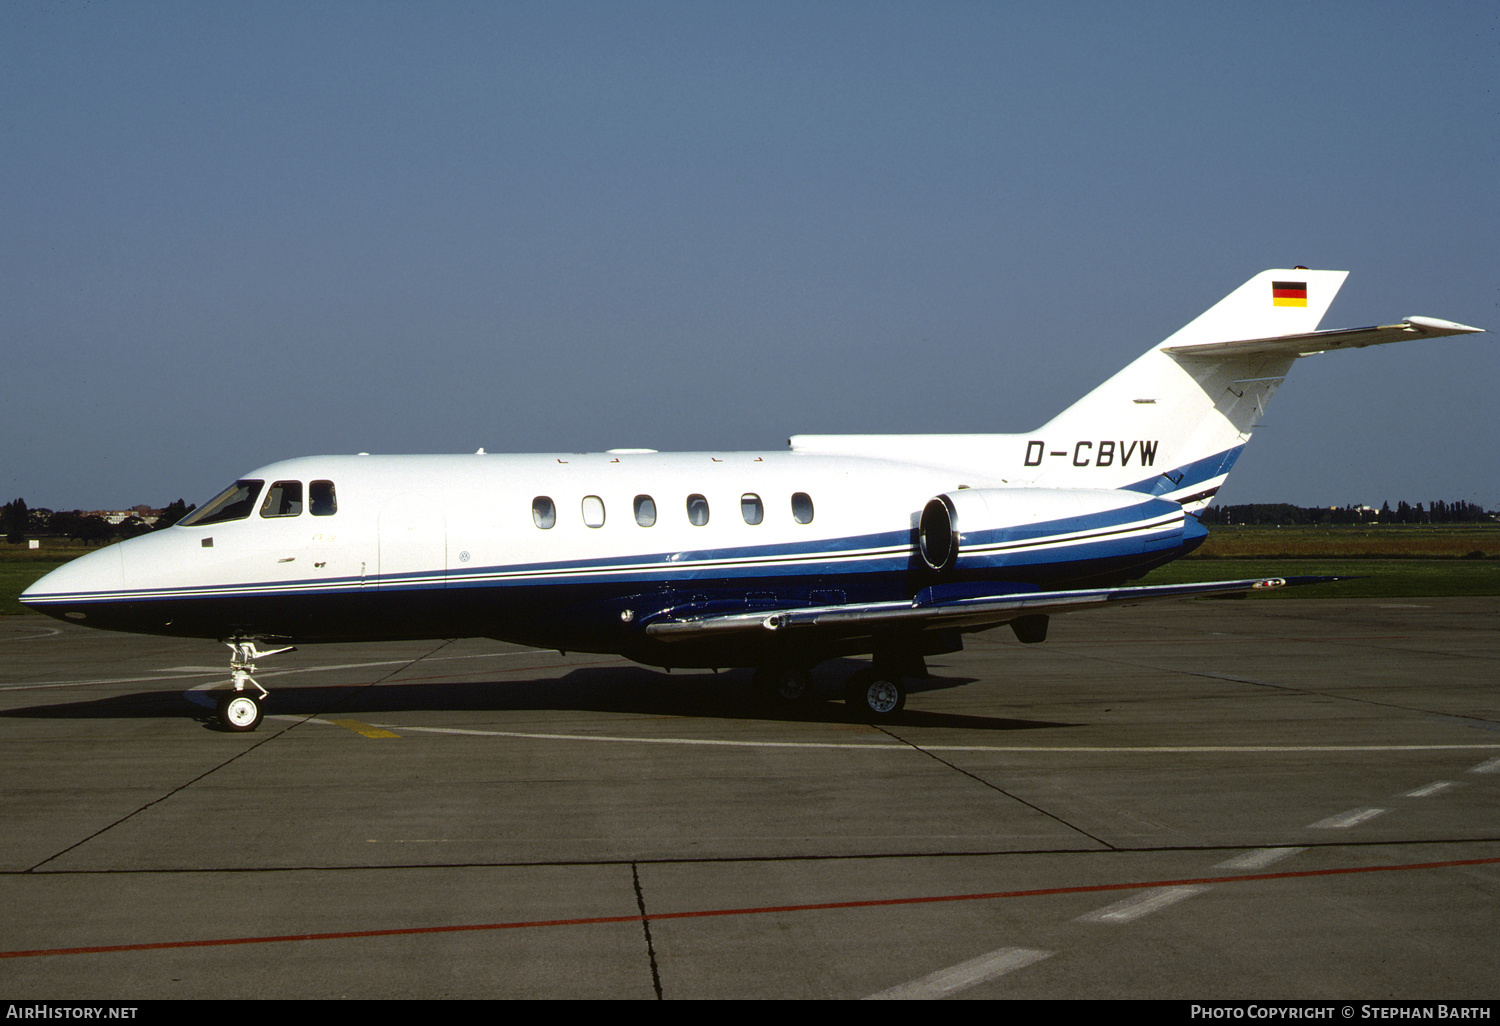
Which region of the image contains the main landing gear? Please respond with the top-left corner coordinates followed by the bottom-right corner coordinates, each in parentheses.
top-left (751, 665), bottom-right (814, 704)
top-left (843, 667), bottom-right (906, 719)
top-left (750, 659), bottom-right (917, 720)
top-left (215, 639), bottom-right (294, 732)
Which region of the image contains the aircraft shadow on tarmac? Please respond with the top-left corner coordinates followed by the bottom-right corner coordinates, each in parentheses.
top-left (1, 660), bottom-right (1076, 733)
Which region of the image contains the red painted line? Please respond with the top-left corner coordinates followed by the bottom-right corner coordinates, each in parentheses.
top-left (4, 855), bottom-right (1497, 960)
top-left (0, 915), bottom-right (643, 960)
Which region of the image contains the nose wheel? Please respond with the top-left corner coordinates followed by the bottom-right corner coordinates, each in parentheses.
top-left (216, 639), bottom-right (293, 732)
top-left (217, 691), bottom-right (263, 732)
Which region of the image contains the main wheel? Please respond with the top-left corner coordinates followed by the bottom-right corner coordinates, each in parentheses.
top-left (752, 665), bottom-right (813, 703)
top-left (844, 669), bottom-right (905, 719)
top-left (217, 692), bottom-right (263, 732)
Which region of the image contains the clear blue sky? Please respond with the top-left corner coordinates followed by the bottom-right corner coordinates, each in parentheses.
top-left (3, 1), bottom-right (1495, 512)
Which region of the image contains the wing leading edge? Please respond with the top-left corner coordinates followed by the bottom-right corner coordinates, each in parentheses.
top-left (643, 576), bottom-right (1349, 642)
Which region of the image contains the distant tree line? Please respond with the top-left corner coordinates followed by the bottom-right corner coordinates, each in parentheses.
top-left (1200, 500), bottom-right (1495, 526)
top-left (2, 498), bottom-right (196, 545)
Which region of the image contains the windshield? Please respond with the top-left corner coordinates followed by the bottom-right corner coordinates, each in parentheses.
top-left (178, 480), bottom-right (265, 527)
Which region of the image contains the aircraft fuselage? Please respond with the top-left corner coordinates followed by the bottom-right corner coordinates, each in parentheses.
top-left (24, 450), bottom-right (1197, 668)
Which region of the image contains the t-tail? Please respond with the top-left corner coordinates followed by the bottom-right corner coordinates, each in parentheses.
top-left (790, 269), bottom-right (1482, 510)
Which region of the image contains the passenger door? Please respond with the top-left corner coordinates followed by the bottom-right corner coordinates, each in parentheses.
top-left (378, 499), bottom-right (446, 590)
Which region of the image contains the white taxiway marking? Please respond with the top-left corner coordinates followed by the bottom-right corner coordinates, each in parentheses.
top-left (250, 716), bottom-right (1500, 755)
top-left (1470, 757), bottom-right (1500, 774)
top-left (173, 650), bottom-right (543, 708)
top-left (1075, 885), bottom-right (1209, 924)
top-left (2, 649), bottom-right (540, 693)
top-left (864, 947), bottom-right (1054, 999)
top-left (1214, 847), bottom-right (1306, 871)
top-left (262, 719), bottom-right (1500, 755)
top-left (0, 627), bottom-right (63, 643)
top-left (0, 672), bottom-right (226, 692)
top-left (1403, 781), bottom-right (1456, 798)
top-left (1307, 808), bottom-right (1386, 829)
top-left (270, 715), bottom-right (918, 748)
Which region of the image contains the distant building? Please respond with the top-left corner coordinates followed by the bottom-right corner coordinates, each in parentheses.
top-left (85, 506), bottom-right (162, 526)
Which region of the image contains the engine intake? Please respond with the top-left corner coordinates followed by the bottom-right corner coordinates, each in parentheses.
top-left (918, 496), bottom-right (958, 571)
top-left (916, 487), bottom-right (1186, 573)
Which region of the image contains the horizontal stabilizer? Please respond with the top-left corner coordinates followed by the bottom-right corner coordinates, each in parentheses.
top-left (1164, 317), bottom-right (1483, 360)
top-left (644, 576), bottom-right (1351, 642)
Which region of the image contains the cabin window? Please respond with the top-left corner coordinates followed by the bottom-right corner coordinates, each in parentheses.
top-left (686, 494), bottom-right (710, 526)
top-left (179, 480), bottom-right (264, 527)
top-left (634, 495), bottom-right (656, 527)
top-left (792, 492), bottom-right (814, 524)
top-left (532, 496), bottom-right (556, 529)
top-left (310, 480), bottom-right (337, 516)
top-left (260, 480), bottom-right (304, 518)
top-left (741, 493), bottom-right (763, 525)
top-left (582, 495), bottom-right (605, 528)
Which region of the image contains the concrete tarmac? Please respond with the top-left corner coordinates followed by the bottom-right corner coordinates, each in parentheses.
top-left (1, 598), bottom-right (1497, 999)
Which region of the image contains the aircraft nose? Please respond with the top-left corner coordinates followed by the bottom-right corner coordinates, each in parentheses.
top-left (19, 544), bottom-right (126, 619)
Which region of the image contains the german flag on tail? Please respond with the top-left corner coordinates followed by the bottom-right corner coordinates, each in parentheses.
top-left (1272, 281), bottom-right (1307, 307)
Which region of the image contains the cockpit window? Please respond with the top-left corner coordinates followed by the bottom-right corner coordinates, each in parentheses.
top-left (310, 480), bottom-right (337, 516)
top-left (179, 480), bottom-right (265, 527)
top-left (260, 481), bottom-right (304, 518)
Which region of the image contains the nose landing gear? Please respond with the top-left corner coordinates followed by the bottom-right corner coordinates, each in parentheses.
top-left (216, 639), bottom-right (294, 732)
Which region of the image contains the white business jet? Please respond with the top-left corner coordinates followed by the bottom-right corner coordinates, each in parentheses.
top-left (21, 269), bottom-right (1483, 731)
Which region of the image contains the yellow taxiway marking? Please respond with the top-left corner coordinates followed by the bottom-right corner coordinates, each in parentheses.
top-left (329, 719), bottom-right (400, 739)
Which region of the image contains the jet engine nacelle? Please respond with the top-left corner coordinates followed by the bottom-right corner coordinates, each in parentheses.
top-left (917, 487), bottom-right (1185, 572)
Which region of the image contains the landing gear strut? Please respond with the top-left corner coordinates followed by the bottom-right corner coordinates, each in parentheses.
top-left (216, 639), bottom-right (294, 732)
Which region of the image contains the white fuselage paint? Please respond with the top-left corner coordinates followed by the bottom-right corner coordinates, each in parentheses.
top-left (25, 448), bottom-right (1188, 661)
top-left (42, 451), bottom-right (971, 604)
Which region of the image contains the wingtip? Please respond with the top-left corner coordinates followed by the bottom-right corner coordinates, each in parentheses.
top-left (1403, 316), bottom-right (1485, 335)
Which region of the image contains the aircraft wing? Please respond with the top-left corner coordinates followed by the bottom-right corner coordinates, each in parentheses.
top-left (643, 576), bottom-right (1345, 642)
top-left (1163, 316), bottom-right (1483, 359)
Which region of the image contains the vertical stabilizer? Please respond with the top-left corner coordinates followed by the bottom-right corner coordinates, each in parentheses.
top-left (1020, 269), bottom-right (1348, 507)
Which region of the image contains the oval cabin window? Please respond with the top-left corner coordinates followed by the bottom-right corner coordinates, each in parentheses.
top-left (741, 493), bottom-right (763, 525)
top-left (792, 492), bottom-right (814, 524)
